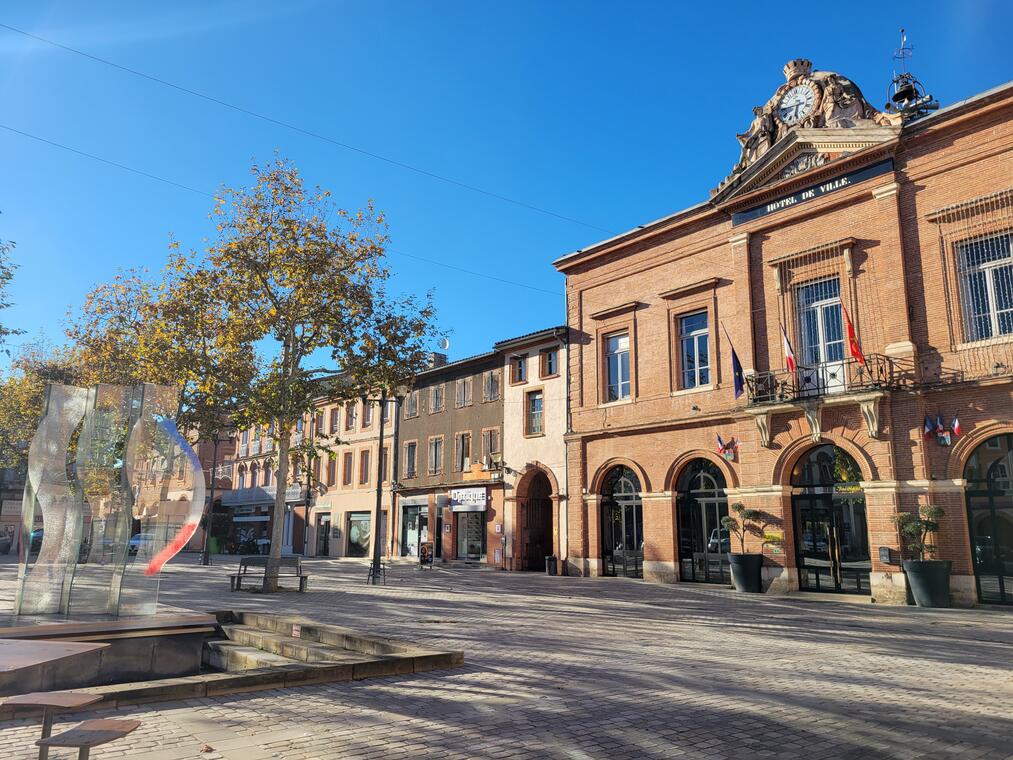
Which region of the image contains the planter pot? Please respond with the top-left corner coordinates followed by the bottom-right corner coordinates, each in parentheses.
top-left (728, 553), bottom-right (763, 593)
top-left (904, 559), bottom-right (952, 608)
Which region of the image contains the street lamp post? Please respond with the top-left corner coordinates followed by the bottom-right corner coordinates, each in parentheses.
top-left (200, 430), bottom-right (233, 567)
top-left (367, 386), bottom-right (407, 585)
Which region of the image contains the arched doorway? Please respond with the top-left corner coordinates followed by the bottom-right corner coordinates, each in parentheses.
top-left (676, 459), bottom-right (730, 584)
top-left (964, 433), bottom-right (1013, 604)
top-left (791, 444), bottom-right (870, 594)
top-left (601, 466), bottom-right (643, 578)
top-left (519, 471), bottom-right (553, 571)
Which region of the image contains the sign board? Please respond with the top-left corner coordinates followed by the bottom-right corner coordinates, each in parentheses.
top-left (291, 624), bottom-right (302, 639)
top-left (420, 541), bottom-right (435, 566)
top-left (731, 159), bottom-right (894, 226)
top-left (450, 487), bottom-right (487, 512)
top-left (399, 495), bottom-right (429, 507)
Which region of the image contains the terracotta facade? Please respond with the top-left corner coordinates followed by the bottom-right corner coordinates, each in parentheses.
top-left (555, 67), bottom-right (1013, 606)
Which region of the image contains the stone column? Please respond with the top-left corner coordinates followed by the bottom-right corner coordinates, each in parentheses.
top-left (641, 492), bottom-right (678, 583)
top-left (725, 485), bottom-right (795, 594)
top-left (860, 480), bottom-right (907, 604)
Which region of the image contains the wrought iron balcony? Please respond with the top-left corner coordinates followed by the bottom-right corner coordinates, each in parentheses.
top-left (746, 354), bottom-right (915, 406)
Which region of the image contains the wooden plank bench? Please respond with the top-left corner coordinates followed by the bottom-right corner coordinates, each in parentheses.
top-left (4, 691), bottom-right (103, 760)
top-left (229, 555), bottom-right (309, 592)
top-left (37, 718), bottom-right (140, 760)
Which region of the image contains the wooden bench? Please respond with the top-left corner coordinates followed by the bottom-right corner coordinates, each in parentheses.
top-left (37, 718), bottom-right (140, 760)
top-left (4, 691), bottom-right (103, 760)
top-left (229, 555), bottom-right (308, 592)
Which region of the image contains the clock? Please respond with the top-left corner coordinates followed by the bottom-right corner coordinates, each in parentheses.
top-left (777, 84), bottom-right (818, 126)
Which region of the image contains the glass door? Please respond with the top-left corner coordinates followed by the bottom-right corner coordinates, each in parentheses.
top-left (400, 506), bottom-right (420, 557)
top-left (677, 460), bottom-right (730, 584)
top-left (315, 513), bottom-right (330, 557)
top-left (796, 278), bottom-right (846, 396)
top-left (793, 491), bottom-right (871, 593)
top-left (603, 502), bottom-right (643, 578)
top-left (456, 512), bottom-right (485, 560)
top-left (965, 433), bottom-right (1013, 604)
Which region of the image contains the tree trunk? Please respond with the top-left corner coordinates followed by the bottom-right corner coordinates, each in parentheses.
top-left (264, 430), bottom-right (290, 592)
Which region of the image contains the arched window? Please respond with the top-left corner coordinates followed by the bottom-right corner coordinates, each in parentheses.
top-left (676, 459), bottom-right (729, 584)
top-left (791, 445), bottom-right (870, 594)
top-left (600, 466), bottom-right (643, 578)
top-left (964, 433), bottom-right (1013, 605)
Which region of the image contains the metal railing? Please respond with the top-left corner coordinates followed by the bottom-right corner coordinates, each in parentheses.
top-left (746, 354), bottom-right (916, 405)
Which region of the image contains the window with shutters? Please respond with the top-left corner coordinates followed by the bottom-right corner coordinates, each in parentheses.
top-left (404, 441), bottom-right (418, 478)
top-left (454, 432), bottom-right (472, 472)
top-left (455, 377), bottom-right (472, 407)
top-left (431, 383), bottom-right (445, 413)
top-left (482, 369), bottom-right (501, 402)
top-left (428, 436), bottom-right (444, 475)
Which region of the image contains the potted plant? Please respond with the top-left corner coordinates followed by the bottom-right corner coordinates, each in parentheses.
top-left (894, 505), bottom-right (950, 608)
top-left (721, 503), bottom-right (778, 593)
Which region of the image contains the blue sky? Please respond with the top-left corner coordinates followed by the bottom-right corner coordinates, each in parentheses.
top-left (1, 0), bottom-right (1010, 367)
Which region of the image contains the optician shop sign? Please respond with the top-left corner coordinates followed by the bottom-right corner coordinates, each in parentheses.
top-left (450, 487), bottom-right (487, 512)
top-left (731, 159), bottom-right (893, 226)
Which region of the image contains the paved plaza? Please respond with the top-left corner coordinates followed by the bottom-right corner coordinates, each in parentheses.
top-left (0, 556), bottom-right (1011, 759)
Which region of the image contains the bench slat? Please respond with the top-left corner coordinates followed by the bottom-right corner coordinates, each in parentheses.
top-left (4, 692), bottom-right (102, 710)
top-left (37, 719), bottom-right (140, 748)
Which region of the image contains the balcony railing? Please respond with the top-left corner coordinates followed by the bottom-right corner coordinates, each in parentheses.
top-left (746, 354), bottom-right (915, 405)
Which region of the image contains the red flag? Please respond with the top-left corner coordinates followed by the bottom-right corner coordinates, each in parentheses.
top-left (781, 325), bottom-right (797, 373)
top-left (842, 305), bottom-right (866, 366)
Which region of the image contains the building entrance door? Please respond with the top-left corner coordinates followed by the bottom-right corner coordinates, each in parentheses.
top-left (456, 512), bottom-right (485, 560)
top-left (676, 459), bottom-right (730, 584)
top-left (600, 466), bottom-right (643, 579)
top-left (520, 471), bottom-right (554, 571)
top-left (796, 277), bottom-right (846, 396)
top-left (315, 513), bottom-right (330, 557)
top-left (791, 445), bottom-right (871, 594)
top-left (964, 433), bottom-right (1013, 605)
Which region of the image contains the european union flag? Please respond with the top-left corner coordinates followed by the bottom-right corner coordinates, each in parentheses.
top-left (732, 346), bottom-right (745, 399)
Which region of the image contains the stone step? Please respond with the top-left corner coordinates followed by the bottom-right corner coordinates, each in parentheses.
top-left (235, 613), bottom-right (411, 656)
top-left (203, 640), bottom-right (299, 671)
top-left (220, 624), bottom-right (357, 663)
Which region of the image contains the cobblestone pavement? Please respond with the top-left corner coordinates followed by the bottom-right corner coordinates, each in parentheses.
top-left (0, 555), bottom-right (1011, 759)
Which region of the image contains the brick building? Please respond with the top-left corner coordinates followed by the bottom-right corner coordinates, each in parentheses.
top-left (554, 60), bottom-right (1012, 605)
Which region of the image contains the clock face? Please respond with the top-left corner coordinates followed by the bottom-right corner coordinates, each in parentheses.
top-left (778, 84), bottom-right (817, 125)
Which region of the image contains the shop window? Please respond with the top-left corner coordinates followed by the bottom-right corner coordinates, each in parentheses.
top-left (957, 231), bottom-right (1013, 342)
top-left (679, 311), bottom-right (711, 389)
top-left (405, 390), bottom-right (419, 418)
top-left (428, 437), bottom-right (444, 475)
top-left (342, 451), bottom-right (353, 485)
top-left (454, 432), bottom-right (472, 472)
top-left (431, 383), bottom-right (445, 413)
top-left (482, 369), bottom-right (501, 402)
top-left (510, 355), bottom-right (527, 384)
top-left (540, 348), bottom-right (559, 378)
top-left (525, 390), bottom-right (544, 435)
top-left (346, 512), bottom-right (371, 558)
top-left (604, 332), bottom-right (631, 401)
top-left (404, 441), bottom-right (418, 478)
top-left (359, 449), bottom-right (371, 485)
top-left (455, 377), bottom-right (473, 407)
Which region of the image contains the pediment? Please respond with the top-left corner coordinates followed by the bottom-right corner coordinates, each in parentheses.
top-left (711, 126), bottom-right (900, 204)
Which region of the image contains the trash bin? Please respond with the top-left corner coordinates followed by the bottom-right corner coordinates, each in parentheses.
top-left (545, 555), bottom-right (557, 576)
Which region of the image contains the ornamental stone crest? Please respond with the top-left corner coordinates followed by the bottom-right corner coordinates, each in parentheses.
top-left (714, 59), bottom-right (901, 196)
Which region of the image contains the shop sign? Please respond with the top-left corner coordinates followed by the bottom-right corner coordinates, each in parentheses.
top-left (731, 159), bottom-right (894, 226)
top-left (399, 495), bottom-right (429, 507)
top-left (450, 487), bottom-right (487, 512)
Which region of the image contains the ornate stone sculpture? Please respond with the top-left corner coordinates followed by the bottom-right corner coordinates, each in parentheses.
top-left (714, 59), bottom-right (903, 194)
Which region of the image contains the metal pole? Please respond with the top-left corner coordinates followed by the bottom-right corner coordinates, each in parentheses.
top-left (200, 438), bottom-right (219, 566)
top-left (369, 391), bottom-right (387, 584)
top-left (390, 395), bottom-right (402, 558)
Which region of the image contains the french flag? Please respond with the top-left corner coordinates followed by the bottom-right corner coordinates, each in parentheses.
top-left (923, 416), bottom-right (934, 438)
top-left (716, 434), bottom-right (726, 453)
top-left (936, 414), bottom-right (945, 435)
top-left (952, 415), bottom-right (962, 437)
top-left (781, 325), bottom-right (797, 373)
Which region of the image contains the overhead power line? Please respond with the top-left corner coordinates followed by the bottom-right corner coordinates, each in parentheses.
top-left (0, 22), bottom-right (613, 236)
top-left (0, 122), bottom-right (562, 298)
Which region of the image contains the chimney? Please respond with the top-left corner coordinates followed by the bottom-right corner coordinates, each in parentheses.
top-left (427, 352), bottom-right (448, 368)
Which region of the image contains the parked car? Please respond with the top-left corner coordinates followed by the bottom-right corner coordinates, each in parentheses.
top-left (29, 528), bottom-right (44, 552)
top-left (707, 528), bottom-right (730, 553)
top-left (128, 533), bottom-right (154, 555)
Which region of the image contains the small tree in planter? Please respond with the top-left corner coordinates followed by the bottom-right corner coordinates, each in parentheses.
top-left (721, 503), bottom-right (779, 593)
top-left (894, 504), bottom-right (951, 607)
